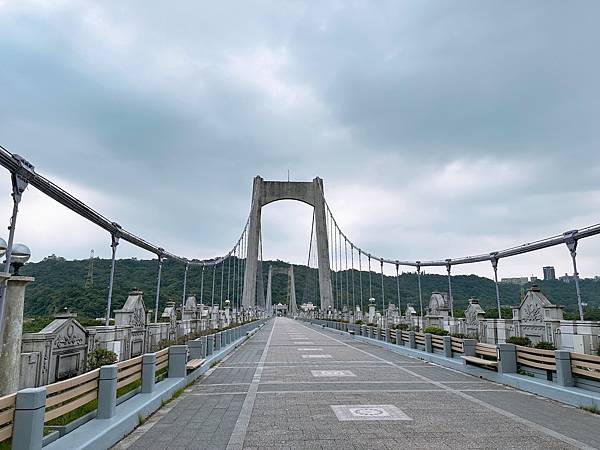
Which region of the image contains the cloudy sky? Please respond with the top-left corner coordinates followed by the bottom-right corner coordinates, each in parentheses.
top-left (0, 0), bottom-right (599, 279)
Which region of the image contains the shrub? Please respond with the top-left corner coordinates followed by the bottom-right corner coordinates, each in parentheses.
top-left (507, 336), bottom-right (531, 347)
top-left (534, 341), bottom-right (556, 350)
top-left (451, 333), bottom-right (468, 339)
top-left (424, 326), bottom-right (449, 336)
top-left (354, 320), bottom-right (363, 325)
top-left (395, 323), bottom-right (409, 331)
top-left (87, 348), bottom-right (117, 370)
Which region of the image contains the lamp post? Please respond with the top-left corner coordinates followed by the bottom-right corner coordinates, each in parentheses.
top-left (0, 243), bottom-right (33, 395)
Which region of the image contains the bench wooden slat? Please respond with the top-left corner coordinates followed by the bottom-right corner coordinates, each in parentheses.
top-left (570, 353), bottom-right (600, 364)
top-left (461, 355), bottom-right (498, 367)
top-left (44, 391), bottom-right (98, 422)
top-left (0, 409), bottom-right (13, 427)
top-left (116, 372), bottom-right (142, 389)
top-left (46, 369), bottom-right (100, 395)
top-left (0, 424), bottom-right (12, 442)
top-left (155, 361), bottom-right (169, 372)
top-left (46, 379), bottom-right (98, 408)
top-left (155, 348), bottom-right (169, 358)
top-left (572, 367), bottom-right (600, 380)
top-left (516, 357), bottom-right (556, 371)
top-left (516, 352), bottom-right (556, 365)
top-left (186, 359), bottom-right (206, 370)
top-left (118, 364), bottom-right (142, 380)
top-left (572, 360), bottom-right (600, 371)
top-left (117, 355), bottom-right (143, 370)
top-left (0, 394), bottom-right (15, 410)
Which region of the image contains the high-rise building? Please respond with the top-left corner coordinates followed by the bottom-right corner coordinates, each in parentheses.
top-left (543, 266), bottom-right (556, 281)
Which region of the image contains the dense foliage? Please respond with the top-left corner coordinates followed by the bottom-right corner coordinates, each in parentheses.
top-left (19, 255), bottom-right (600, 320)
top-left (534, 341), bottom-right (556, 350)
top-left (87, 348), bottom-right (118, 370)
top-left (507, 336), bottom-right (532, 346)
top-left (424, 326), bottom-right (449, 336)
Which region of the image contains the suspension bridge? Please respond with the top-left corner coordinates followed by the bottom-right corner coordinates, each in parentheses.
top-left (0, 147), bottom-right (599, 449)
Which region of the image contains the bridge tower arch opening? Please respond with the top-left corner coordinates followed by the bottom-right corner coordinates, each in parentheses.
top-left (242, 176), bottom-right (333, 310)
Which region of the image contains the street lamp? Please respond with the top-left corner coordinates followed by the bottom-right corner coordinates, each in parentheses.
top-left (10, 243), bottom-right (31, 275)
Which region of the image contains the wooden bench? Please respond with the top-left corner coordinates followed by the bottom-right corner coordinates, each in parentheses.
top-left (186, 359), bottom-right (206, 371)
top-left (461, 355), bottom-right (498, 368)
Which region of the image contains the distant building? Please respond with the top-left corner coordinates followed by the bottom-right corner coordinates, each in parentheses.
top-left (543, 266), bottom-right (556, 281)
top-left (559, 273), bottom-right (573, 283)
top-left (500, 277), bottom-right (529, 285)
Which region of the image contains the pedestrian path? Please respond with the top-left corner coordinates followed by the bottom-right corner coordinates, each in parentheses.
top-left (114, 318), bottom-right (600, 449)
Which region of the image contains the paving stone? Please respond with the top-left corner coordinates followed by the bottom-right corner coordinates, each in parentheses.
top-left (117, 319), bottom-right (600, 450)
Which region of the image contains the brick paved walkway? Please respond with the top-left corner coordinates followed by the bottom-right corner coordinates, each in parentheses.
top-left (114, 318), bottom-right (600, 449)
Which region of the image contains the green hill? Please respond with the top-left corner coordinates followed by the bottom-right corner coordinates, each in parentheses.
top-left (19, 255), bottom-right (600, 321)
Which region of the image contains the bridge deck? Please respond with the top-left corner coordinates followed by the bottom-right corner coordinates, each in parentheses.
top-left (114, 318), bottom-right (600, 449)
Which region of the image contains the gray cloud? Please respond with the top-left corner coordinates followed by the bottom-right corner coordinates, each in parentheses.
top-left (0, 0), bottom-right (599, 280)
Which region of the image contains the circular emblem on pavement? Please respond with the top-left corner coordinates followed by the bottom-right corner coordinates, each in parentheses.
top-left (351, 407), bottom-right (386, 417)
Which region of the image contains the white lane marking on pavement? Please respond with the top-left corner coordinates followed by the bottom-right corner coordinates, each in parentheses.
top-left (311, 370), bottom-right (356, 377)
top-left (301, 322), bottom-right (596, 450)
top-left (226, 320), bottom-right (276, 450)
top-left (190, 388), bottom-right (511, 396)
top-left (297, 348), bottom-right (323, 351)
top-left (302, 354), bottom-right (332, 358)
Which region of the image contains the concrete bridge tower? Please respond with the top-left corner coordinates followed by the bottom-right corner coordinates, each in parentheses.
top-left (242, 176), bottom-right (333, 310)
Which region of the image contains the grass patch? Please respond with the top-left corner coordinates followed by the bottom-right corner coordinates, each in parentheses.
top-left (0, 439), bottom-right (11, 450)
top-left (161, 386), bottom-right (186, 408)
top-left (155, 366), bottom-right (168, 383)
top-left (117, 379), bottom-right (142, 398)
top-left (580, 405), bottom-right (600, 415)
top-left (45, 398), bottom-right (98, 427)
top-left (138, 413), bottom-right (146, 426)
top-left (210, 359), bottom-right (222, 368)
top-left (517, 369), bottom-right (535, 377)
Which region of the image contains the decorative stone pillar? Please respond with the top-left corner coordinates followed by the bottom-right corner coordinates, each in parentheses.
top-left (168, 345), bottom-right (187, 378)
top-left (206, 335), bottom-right (214, 356)
top-left (462, 339), bottom-right (477, 357)
top-left (408, 331), bottom-right (416, 349)
top-left (555, 350), bottom-right (574, 386)
top-left (425, 334), bottom-right (433, 353)
top-left (396, 330), bottom-right (403, 346)
top-left (188, 340), bottom-right (204, 359)
top-left (97, 365), bottom-right (118, 419)
top-left (0, 275), bottom-right (34, 396)
top-left (443, 336), bottom-right (453, 358)
top-left (12, 387), bottom-right (46, 450)
top-left (497, 343), bottom-right (516, 374)
top-left (141, 354), bottom-right (156, 394)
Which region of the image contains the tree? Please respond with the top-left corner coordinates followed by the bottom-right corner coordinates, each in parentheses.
top-left (87, 348), bottom-right (117, 370)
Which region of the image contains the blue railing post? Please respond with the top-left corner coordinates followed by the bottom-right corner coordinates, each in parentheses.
top-left (168, 346), bottom-right (187, 378)
top-left (97, 365), bottom-right (118, 419)
top-left (555, 351), bottom-right (574, 386)
top-left (141, 354), bottom-right (156, 394)
top-left (12, 387), bottom-right (46, 450)
top-left (497, 344), bottom-right (517, 375)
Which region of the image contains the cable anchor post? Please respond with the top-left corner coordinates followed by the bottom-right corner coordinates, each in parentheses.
top-left (105, 225), bottom-right (121, 326)
top-left (564, 230), bottom-right (584, 321)
top-left (490, 252), bottom-right (502, 320)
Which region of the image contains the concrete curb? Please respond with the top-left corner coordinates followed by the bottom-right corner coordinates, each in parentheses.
top-left (44, 321), bottom-right (268, 450)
